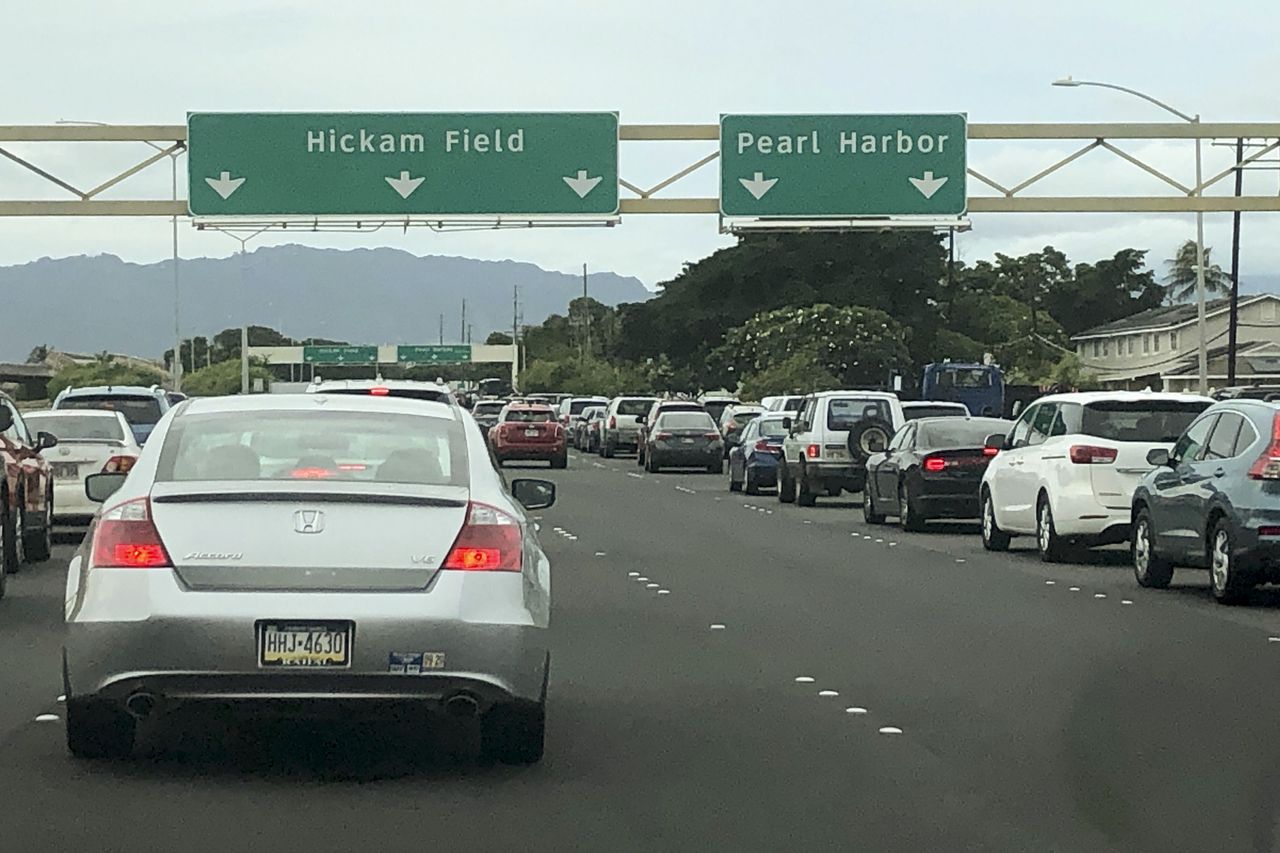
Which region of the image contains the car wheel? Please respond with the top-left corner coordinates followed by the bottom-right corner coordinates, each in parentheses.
top-left (481, 700), bottom-right (545, 765)
top-left (550, 452), bottom-right (568, 470)
top-left (899, 481), bottom-right (926, 532)
top-left (862, 483), bottom-right (885, 524)
top-left (980, 489), bottom-right (1011, 551)
top-left (1132, 508), bottom-right (1174, 589)
top-left (636, 448), bottom-right (645, 467)
top-left (707, 460), bottom-right (723, 475)
top-left (745, 470), bottom-right (762, 496)
top-left (24, 490), bottom-right (53, 563)
top-left (1209, 519), bottom-right (1251, 605)
top-left (796, 465), bottom-right (817, 507)
top-left (3, 499), bottom-right (25, 574)
top-left (602, 439), bottom-right (614, 459)
top-left (778, 462), bottom-right (797, 504)
top-left (65, 699), bottom-right (135, 759)
top-left (0, 492), bottom-right (18, 583)
top-left (729, 462), bottom-right (743, 492)
top-left (1036, 497), bottom-right (1069, 563)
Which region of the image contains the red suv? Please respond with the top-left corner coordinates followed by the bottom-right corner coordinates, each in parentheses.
top-left (0, 393), bottom-right (57, 586)
top-left (488, 404), bottom-right (568, 469)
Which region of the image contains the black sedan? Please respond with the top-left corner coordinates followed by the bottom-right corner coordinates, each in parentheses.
top-left (863, 416), bottom-right (1013, 531)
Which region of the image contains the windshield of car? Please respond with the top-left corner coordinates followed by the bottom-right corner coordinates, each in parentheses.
top-left (617, 399), bottom-right (657, 416)
top-left (827, 398), bottom-right (891, 430)
top-left (904, 404), bottom-right (968, 421)
top-left (57, 394), bottom-right (163, 425)
top-left (657, 412), bottom-right (718, 430)
top-left (916, 419), bottom-right (1010, 450)
top-left (157, 411), bottom-right (468, 485)
top-left (473, 401), bottom-right (506, 416)
top-left (1079, 400), bottom-right (1211, 442)
top-left (728, 410), bottom-right (762, 425)
top-left (757, 419), bottom-right (789, 439)
top-left (24, 413), bottom-right (127, 443)
top-left (936, 367), bottom-right (994, 388)
top-left (504, 409), bottom-right (555, 423)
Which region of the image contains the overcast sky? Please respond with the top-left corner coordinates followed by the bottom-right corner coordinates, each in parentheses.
top-left (3, 0), bottom-right (1278, 289)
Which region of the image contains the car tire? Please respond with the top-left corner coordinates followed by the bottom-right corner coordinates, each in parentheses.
top-left (707, 461), bottom-right (723, 475)
top-left (0, 490), bottom-right (19, 583)
top-left (1132, 508), bottom-right (1174, 589)
top-left (899, 481), bottom-right (926, 532)
top-left (3, 499), bottom-right (25, 575)
top-left (981, 489), bottom-right (1011, 551)
top-left (602, 439), bottom-right (614, 459)
top-left (550, 452), bottom-right (568, 470)
top-left (847, 418), bottom-right (895, 464)
top-left (1209, 519), bottom-right (1252, 605)
top-left (1036, 496), bottom-right (1070, 563)
top-left (778, 462), bottom-right (797, 504)
top-left (636, 448), bottom-right (645, 467)
top-left (65, 699), bottom-right (135, 760)
top-left (862, 484), bottom-right (885, 524)
top-left (796, 465), bottom-right (818, 507)
top-left (25, 490), bottom-right (53, 564)
top-left (744, 469), bottom-right (761, 496)
top-left (481, 700), bottom-right (545, 765)
top-left (729, 472), bottom-right (743, 492)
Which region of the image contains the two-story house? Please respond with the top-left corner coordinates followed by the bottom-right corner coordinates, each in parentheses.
top-left (1069, 294), bottom-right (1280, 392)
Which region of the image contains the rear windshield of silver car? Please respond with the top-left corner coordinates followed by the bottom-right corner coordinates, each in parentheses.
top-left (916, 419), bottom-right (1011, 449)
top-left (57, 395), bottom-right (163, 425)
top-left (24, 414), bottom-right (126, 443)
top-left (658, 412), bottom-right (717, 430)
top-left (617, 398), bottom-right (657, 416)
top-left (828, 399), bottom-right (892, 430)
top-left (155, 410), bottom-right (469, 486)
top-left (757, 420), bottom-right (789, 438)
top-left (1068, 400), bottom-right (1211, 443)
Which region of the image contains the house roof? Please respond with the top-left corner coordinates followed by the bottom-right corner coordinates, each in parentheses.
top-left (1071, 294), bottom-right (1275, 340)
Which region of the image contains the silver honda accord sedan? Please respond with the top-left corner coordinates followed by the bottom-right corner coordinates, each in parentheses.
top-left (63, 393), bottom-right (554, 763)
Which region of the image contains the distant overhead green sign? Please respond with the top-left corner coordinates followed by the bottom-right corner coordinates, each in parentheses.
top-left (187, 112), bottom-right (619, 217)
top-left (303, 345), bottom-right (377, 365)
top-left (397, 345), bottom-right (472, 365)
top-left (719, 113), bottom-right (967, 218)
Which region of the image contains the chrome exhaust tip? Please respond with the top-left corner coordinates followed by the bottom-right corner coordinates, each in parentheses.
top-left (124, 692), bottom-right (158, 720)
top-left (443, 693), bottom-right (480, 718)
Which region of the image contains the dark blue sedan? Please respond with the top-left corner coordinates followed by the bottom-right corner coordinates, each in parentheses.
top-left (728, 414), bottom-right (789, 494)
top-left (1131, 399), bottom-right (1280, 604)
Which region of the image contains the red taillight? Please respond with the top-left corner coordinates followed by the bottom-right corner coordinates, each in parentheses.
top-left (369, 387), bottom-right (390, 396)
top-left (983, 446), bottom-right (999, 457)
top-left (806, 444), bottom-right (820, 459)
top-left (1248, 414), bottom-right (1280, 480)
top-left (91, 497), bottom-right (171, 568)
top-left (1258, 526), bottom-right (1280, 537)
top-left (923, 455), bottom-right (947, 472)
top-left (443, 501), bottom-right (522, 572)
top-left (704, 432), bottom-right (721, 441)
top-left (290, 466), bottom-right (335, 479)
top-left (102, 455), bottom-right (138, 473)
top-left (1069, 445), bottom-right (1118, 464)
top-left (337, 463), bottom-right (367, 472)
top-left (654, 432), bottom-right (673, 440)
top-left (608, 416), bottom-right (616, 429)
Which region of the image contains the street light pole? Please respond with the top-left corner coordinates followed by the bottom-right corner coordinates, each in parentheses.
top-left (1052, 78), bottom-right (1209, 395)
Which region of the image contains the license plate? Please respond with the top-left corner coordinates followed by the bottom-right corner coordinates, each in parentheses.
top-left (525, 429), bottom-right (540, 437)
top-left (826, 448), bottom-right (849, 460)
top-left (258, 621), bottom-right (352, 668)
top-left (51, 462), bottom-right (81, 480)
top-left (681, 438), bottom-right (695, 444)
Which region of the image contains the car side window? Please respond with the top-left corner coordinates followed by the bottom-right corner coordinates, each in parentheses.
top-left (1009, 405), bottom-right (1037, 449)
top-left (1204, 413), bottom-right (1244, 461)
top-left (1172, 414), bottom-right (1217, 464)
top-left (1027, 403), bottom-right (1058, 447)
top-left (801, 399), bottom-right (818, 430)
top-left (1049, 402), bottom-right (1078, 437)
top-left (1232, 417), bottom-right (1259, 457)
top-left (1, 401), bottom-right (24, 444)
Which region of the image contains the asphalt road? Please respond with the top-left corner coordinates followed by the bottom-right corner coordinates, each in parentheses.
top-left (3, 452), bottom-right (1280, 851)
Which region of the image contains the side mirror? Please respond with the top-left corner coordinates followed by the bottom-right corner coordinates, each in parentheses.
top-left (782, 417), bottom-right (792, 431)
top-left (984, 434), bottom-right (1006, 452)
top-left (85, 472), bottom-right (128, 503)
top-left (635, 416), bottom-right (646, 424)
top-left (1146, 448), bottom-right (1171, 467)
top-left (36, 431), bottom-right (58, 451)
top-left (0, 408), bottom-right (11, 433)
top-left (511, 478), bottom-right (556, 511)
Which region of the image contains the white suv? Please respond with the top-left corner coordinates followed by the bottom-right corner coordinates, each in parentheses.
top-left (599, 396), bottom-right (658, 457)
top-left (980, 391), bottom-right (1212, 561)
top-left (779, 391), bottom-right (904, 506)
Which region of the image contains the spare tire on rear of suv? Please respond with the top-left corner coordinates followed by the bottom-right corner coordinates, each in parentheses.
top-left (847, 418), bottom-right (894, 462)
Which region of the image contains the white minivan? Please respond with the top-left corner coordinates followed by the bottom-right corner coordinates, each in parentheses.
top-left (979, 391), bottom-right (1212, 561)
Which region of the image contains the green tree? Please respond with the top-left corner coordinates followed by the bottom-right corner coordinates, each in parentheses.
top-left (739, 353), bottom-right (840, 399)
top-left (519, 357), bottom-right (649, 397)
top-left (485, 331), bottom-right (513, 346)
top-left (47, 359), bottom-right (165, 399)
top-left (1163, 240), bottom-right (1231, 303)
top-left (181, 358), bottom-right (272, 396)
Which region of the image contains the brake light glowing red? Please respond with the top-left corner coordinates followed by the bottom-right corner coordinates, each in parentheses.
top-left (290, 467), bottom-right (335, 479)
top-left (102, 455), bottom-right (138, 473)
top-left (91, 497), bottom-right (171, 568)
top-left (1248, 413), bottom-right (1280, 480)
top-left (704, 432), bottom-right (722, 441)
top-left (369, 387), bottom-right (390, 396)
top-left (923, 455), bottom-right (947, 472)
top-left (337, 463), bottom-right (367, 471)
top-left (983, 446), bottom-right (999, 457)
top-left (806, 444), bottom-right (820, 459)
top-left (443, 501), bottom-right (522, 572)
top-left (1258, 526), bottom-right (1280, 537)
top-left (1069, 445), bottom-right (1118, 464)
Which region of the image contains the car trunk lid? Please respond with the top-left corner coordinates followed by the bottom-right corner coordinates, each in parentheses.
top-left (1087, 440), bottom-right (1166, 510)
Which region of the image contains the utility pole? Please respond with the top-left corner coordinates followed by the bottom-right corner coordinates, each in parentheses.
top-left (438, 313), bottom-right (444, 346)
top-left (582, 262), bottom-right (589, 359)
top-left (460, 299), bottom-right (466, 344)
top-left (1228, 136), bottom-right (1244, 386)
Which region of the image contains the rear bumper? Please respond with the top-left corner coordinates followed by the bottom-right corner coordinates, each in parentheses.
top-left (494, 444), bottom-right (565, 460)
top-left (52, 481), bottom-right (96, 521)
top-left (1050, 488), bottom-right (1132, 539)
top-left (916, 493), bottom-right (981, 519)
top-left (650, 447), bottom-right (720, 466)
top-left (800, 461), bottom-right (865, 489)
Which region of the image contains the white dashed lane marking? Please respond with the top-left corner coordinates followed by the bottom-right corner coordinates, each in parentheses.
top-left (35, 714), bottom-right (59, 723)
top-left (878, 727), bottom-right (904, 735)
top-left (794, 676), bottom-right (815, 684)
top-left (1121, 600), bottom-right (1134, 605)
top-left (709, 624), bottom-right (726, 631)
top-left (628, 571), bottom-right (640, 577)
top-left (646, 583), bottom-right (660, 589)
top-left (845, 707), bottom-right (868, 715)
top-left (627, 472), bottom-right (644, 479)
top-left (658, 589), bottom-right (671, 595)
top-left (818, 690), bottom-right (839, 698)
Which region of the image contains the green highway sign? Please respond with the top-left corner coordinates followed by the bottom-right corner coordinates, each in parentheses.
top-left (187, 112), bottom-right (619, 217)
top-left (397, 345), bottom-right (472, 365)
top-left (720, 114), bottom-right (967, 218)
top-left (303, 345), bottom-right (378, 365)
